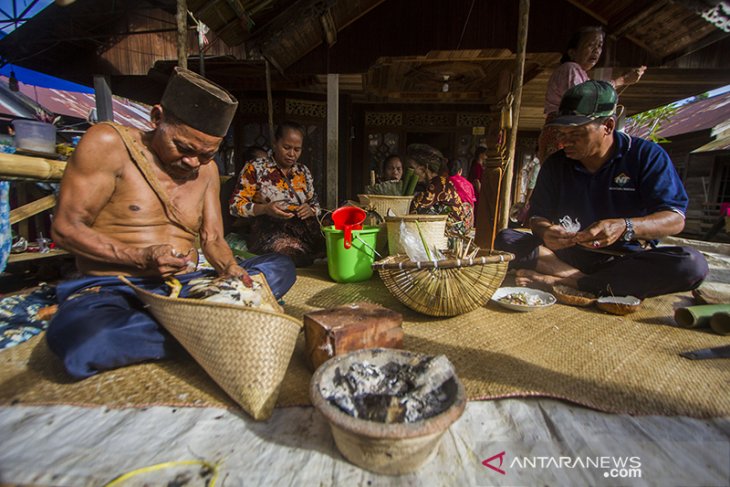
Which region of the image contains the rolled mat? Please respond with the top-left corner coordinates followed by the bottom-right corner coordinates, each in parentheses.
top-left (119, 275), bottom-right (302, 421)
top-left (674, 304), bottom-right (730, 329)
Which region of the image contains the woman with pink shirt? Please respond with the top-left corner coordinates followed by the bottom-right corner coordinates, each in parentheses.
top-left (448, 158), bottom-right (475, 229)
top-left (538, 27), bottom-right (646, 163)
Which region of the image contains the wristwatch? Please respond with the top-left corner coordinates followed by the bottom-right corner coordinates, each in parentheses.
top-left (621, 218), bottom-right (635, 241)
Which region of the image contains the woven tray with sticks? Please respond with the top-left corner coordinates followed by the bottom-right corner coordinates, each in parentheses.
top-left (373, 249), bottom-right (514, 317)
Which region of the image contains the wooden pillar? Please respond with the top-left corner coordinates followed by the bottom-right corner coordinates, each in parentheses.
top-left (265, 59), bottom-right (274, 143)
top-left (176, 0), bottom-right (188, 69)
top-left (93, 75), bottom-right (114, 122)
top-left (326, 74), bottom-right (340, 209)
top-left (498, 0), bottom-right (529, 230)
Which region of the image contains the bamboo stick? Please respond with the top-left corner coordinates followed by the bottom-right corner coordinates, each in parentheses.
top-left (498, 0), bottom-right (530, 230)
top-left (0, 153), bottom-right (66, 180)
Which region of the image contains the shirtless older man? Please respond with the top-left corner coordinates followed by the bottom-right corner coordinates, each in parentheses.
top-left (495, 81), bottom-right (707, 299)
top-left (47, 68), bottom-right (295, 379)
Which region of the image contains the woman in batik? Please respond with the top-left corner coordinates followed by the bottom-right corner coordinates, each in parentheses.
top-left (406, 144), bottom-right (471, 234)
top-left (230, 121), bottom-right (324, 266)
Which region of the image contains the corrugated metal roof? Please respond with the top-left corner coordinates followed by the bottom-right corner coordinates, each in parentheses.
top-left (692, 129), bottom-right (730, 153)
top-left (630, 91), bottom-right (730, 139)
top-left (0, 76), bottom-right (152, 130)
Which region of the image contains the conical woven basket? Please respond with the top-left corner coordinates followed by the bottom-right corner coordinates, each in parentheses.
top-left (120, 275), bottom-right (302, 420)
top-left (373, 250), bottom-right (514, 317)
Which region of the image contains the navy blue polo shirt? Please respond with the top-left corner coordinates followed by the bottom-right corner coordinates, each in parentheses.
top-left (528, 131), bottom-right (687, 250)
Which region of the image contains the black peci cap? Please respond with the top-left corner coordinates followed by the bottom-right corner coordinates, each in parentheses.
top-left (160, 67), bottom-right (238, 137)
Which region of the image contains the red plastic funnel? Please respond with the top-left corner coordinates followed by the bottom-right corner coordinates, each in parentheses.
top-left (332, 206), bottom-right (366, 249)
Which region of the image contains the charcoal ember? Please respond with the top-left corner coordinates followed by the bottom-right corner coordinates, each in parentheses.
top-left (323, 354), bottom-right (456, 423)
top-left (352, 394), bottom-right (405, 422)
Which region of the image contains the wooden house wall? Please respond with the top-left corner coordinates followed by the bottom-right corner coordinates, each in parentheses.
top-left (99, 8), bottom-right (245, 76)
top-left (665, 130), bottom-right (718, 237)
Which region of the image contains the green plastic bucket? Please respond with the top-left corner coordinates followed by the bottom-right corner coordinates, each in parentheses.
top-left (323, 225), bottom-right (380, 283)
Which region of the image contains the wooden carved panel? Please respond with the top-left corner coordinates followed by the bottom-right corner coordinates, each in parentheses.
top-left (367, 132), bottom-right (400, 173)
top-left (456, 113), bottom-right (491, 127)
top-left (238, 99), bottom-right (283, 115)
top-left (404, 112), bottom-right (453, 127)
top-left (286, 99), bottom-right (327, 119)
top-left (365, 112), bottom-right (403, 127)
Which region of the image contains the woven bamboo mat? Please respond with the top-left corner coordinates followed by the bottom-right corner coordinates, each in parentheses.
top-left (1, 265), bottom-right (729, 417)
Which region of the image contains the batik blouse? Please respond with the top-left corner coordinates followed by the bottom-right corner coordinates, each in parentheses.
top-left (411, 175), bottom-right (469, 228)
top-left (229, 156), bottom-right (321, 218)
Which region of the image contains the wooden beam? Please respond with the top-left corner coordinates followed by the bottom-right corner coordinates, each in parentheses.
top-left (320, 8), bottom-right (337, 46)
top-left (326, 73), bottom-right (339, 209)
top-left (9, 194), bottom-right (56, 225)
top-left (562, 0), bottom-right (607, 24)
top-left (177, 0), bottom-right (188, 69)
top-left (265, 59), bottom-right (274, 143)
top-left (608, 1), bottom-right (669, 39)
top-left (224, 0), bottom-right (254, 31)
top-left (8, 248), bottom-right (69, 264)
top-left (499, 0), bottom-right (530, 232)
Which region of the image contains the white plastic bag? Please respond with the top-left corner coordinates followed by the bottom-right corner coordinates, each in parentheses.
top-left (399, 220), bottom-right (444, 262)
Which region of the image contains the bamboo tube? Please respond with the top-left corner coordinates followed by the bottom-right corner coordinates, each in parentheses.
top-left (675, 304), bottom-right (730, 329)
top-left (710, 312), bottom-right (730, 336)
top-left (0, 153), bottom-right (66, 180)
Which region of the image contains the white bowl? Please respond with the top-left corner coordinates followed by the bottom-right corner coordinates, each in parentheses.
top-left (491, 287), bottom-right (556, 312)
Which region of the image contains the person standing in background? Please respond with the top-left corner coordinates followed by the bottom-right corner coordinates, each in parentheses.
top-left (538, 26), bottom-right (646, 163)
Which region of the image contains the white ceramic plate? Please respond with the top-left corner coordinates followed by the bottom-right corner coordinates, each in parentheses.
top-left (491, 287), bottom-right (557, 312)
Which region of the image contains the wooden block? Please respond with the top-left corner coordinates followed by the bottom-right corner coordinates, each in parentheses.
top-left (304, 302), bottom-right (403, 371)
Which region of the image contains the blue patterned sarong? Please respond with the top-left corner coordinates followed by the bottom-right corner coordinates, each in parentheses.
top-left (0, 181), bottom-right (10, 273)
top-left (46, 253), bottom-right (296, 379)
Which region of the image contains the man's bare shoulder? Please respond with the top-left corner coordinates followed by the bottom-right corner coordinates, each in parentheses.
top-left (70, 123), bottom-right (141, 173)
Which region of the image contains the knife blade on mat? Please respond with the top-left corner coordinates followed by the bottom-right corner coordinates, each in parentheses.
top-left (679, 344), bottom-right (730, 360)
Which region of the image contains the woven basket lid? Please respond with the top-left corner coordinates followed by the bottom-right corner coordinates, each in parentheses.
top-left (120, 275), bottom-right (301, 420)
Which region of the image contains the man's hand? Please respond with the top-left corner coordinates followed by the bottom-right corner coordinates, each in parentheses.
top-left (531, 217), bottom-right (575, 250)
top-left (140, 244), bottom-right (195, 276)
top-left (296, 203), bottom-right (316, 220)
top-left (573, 218), bottom-right (626, 249)
top-left (220, 262), bottom-right (253, 287)
top-left (541, 224), bottom-right (577, 250)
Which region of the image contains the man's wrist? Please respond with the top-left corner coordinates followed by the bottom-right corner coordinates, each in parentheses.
top-left (132, 247), bottom-right (148, 269)
top-left (621, 217), bottom-right (635, 241)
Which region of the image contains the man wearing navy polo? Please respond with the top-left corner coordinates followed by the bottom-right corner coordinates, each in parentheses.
top-left (495, 80), bottom-right (708, 299)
